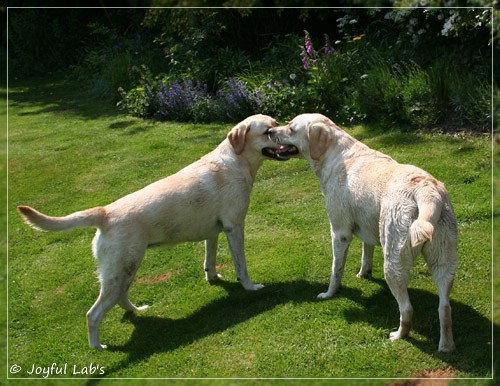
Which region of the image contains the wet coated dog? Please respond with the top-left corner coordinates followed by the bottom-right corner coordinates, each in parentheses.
top-left (268, 113), bottom-right (457, 352)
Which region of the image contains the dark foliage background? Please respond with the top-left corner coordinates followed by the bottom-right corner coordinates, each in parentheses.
top-left (4, 0), bottom-right (496, 130)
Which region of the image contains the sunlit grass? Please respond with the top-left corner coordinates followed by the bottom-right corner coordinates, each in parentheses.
top-left (6, 75), bottom-right (493, 383)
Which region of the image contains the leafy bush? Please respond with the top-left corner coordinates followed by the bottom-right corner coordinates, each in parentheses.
top-left (301, 31), bottom-right (369, 123)
top-left (155, 79), bottom-right (209, 121)
top-left (256, 78), bottom-right (306, 121)
top-left (117, 85), bottom-right (155, 118)
top-left (117, 65), bottom-right (158, 117)
top-left (359, 57), bottom-right (491, 129)
top-left (360, 62), bottom-right (394, 117)
top-left (400, 64), bottom-right (441, 127)
top-left (114, 10), bottom-right (491, 131)
top-left (118, 73), bottom-right (267, 123)
top-left (73, 22), bottom-right (163, 101)
top-left (9, 7), bottom-right (492, 132)
top-left (216, 78), bottom-right (262, 122)
top-left (449, 73), bottom-right (492, 129)
top-left (117, 27), bottom-right (491, 131)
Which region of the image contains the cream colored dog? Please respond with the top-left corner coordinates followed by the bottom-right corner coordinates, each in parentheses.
top-left (268, 113), bottom-right (458, 352)
top-left (18, 114), bottom-right (284, 349)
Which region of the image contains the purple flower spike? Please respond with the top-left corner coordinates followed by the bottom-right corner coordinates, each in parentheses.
top-left (304, 30), bottom-right (315, 58)
top-left (324, 34), bottom-right (335, 56)
top-left (300, 50), bottom-right (309, 70)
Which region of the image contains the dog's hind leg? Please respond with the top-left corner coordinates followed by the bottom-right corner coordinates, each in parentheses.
top-left (381, 200), bottom-right (420, 341)
top-left (433, 269), bottom-right (455, 352)
top-left (117, 251), bottom-right (149, 313)
top-left (87, 288), bottom-right (120, 349)
top-left (117, 273), bottom-right (149, 313)
top-left (88, 259), bottom-right (148, 349)
top-left (423, 222), bottom-right (457, 352)
top-left (88, 233), bottom-right (147, 349)
top-left (382, 221), bottom-right (416, 341)
top-left (385, 256), bottom-right (413, 341)
top-left (118, 296), bottom-right (149, 313)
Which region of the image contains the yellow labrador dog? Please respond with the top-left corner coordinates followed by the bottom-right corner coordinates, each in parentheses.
top-left (268, 113), bottom-right (458, 352)
top-left (18, 114), bottom-right (285, 349)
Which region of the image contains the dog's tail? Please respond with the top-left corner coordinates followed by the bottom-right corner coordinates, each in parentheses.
top-left (409, 179), bottom-right (446, 248)
top-left (17, 205), bottom-right (106, 232)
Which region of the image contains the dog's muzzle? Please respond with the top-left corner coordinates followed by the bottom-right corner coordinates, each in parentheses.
top-left (262, 129), bottom-right (299, 161)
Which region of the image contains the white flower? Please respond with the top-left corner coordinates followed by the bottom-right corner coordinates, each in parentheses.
top-left (289, 73), bottom-right (297, 80)
top-left (360, 74), bottom-right (368, 80)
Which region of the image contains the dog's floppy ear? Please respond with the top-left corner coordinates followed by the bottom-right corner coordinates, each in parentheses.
top-left (228, 123), bottom-right (250, 155)
top-left (308, 123), bottom-right (334, 160)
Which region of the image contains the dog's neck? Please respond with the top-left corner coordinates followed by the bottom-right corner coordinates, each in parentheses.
top-left (307, 130), bottom-right (367, 183)
top-left (216, 140), bottom-right (263, 184)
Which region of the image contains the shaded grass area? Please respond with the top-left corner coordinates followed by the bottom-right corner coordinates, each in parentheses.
top-left (6, 75), bottom-right (494, 384)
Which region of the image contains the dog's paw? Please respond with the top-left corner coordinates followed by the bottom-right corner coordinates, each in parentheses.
top-left (317, 291), bottom-right (334, 300)
top-left (389, 330), bottom-right (404, 341)
top-left (206, 273), bottom-right (222, 282)
top-left (91, 343), bottom-right (108, 350)
top-left (242, 282), bottom-right (264, 291)
top-left (438, 342), bottom-right (456, 353)
top-left (136, 305), bottom-right (149, 312)
top-left (356, 270), bottom-right (372, 279)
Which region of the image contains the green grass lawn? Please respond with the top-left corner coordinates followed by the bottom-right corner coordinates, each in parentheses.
top-left (6, 75), bottom-right (494, 384)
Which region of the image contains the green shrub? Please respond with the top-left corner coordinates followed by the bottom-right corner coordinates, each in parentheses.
top-left (449, 73), bottom-right (491, 129)
top-left (73, 23), bottom-right (163, 101)
top-left (117, 65), bottom-right (159, 117)
top-left (255, 77), bottom-right (307, 121)
top-left (360, 62), bottom-right (403, 123)
top-left (400, 64), bottom-right (441, 127)
top-left (359, 59), bottom-right (491, 129)
top-left (114, 26), bottom-right (491, 131)
top-left (117, 85), bottom-right (155, 118)
top-left (192, 96), bottom-right (222, 123)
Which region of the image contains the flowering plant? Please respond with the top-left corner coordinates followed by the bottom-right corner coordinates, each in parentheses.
top-left (155, 79), bottom-right (208, 121)
top-left (300, 30), bottom-right (335, 71)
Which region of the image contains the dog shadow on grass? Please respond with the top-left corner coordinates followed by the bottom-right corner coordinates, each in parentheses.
top-left (103, 278), bottom-right (494, 378)
top-left (341, 277), bottom-right (494, 377)
top-left (104, 279), bottom-right (325, 374)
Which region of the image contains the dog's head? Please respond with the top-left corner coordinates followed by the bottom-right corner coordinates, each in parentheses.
top-left (268, 113), bottom-right (335, 161)
top-left (227, 114), bottom-right (294, 161)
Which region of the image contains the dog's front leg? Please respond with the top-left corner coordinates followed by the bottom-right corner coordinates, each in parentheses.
top-left (224, 224), bottom-right (264, 291)
top-left (318, 231), bottom-right (352, 299)
top-left (204, 236), bottom-right (221, 282)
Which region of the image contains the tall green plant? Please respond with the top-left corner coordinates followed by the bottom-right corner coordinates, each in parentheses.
top-left (400, 63), bottom-right (440, 127)
top-left (450, 73), bottom-right (491, 129)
